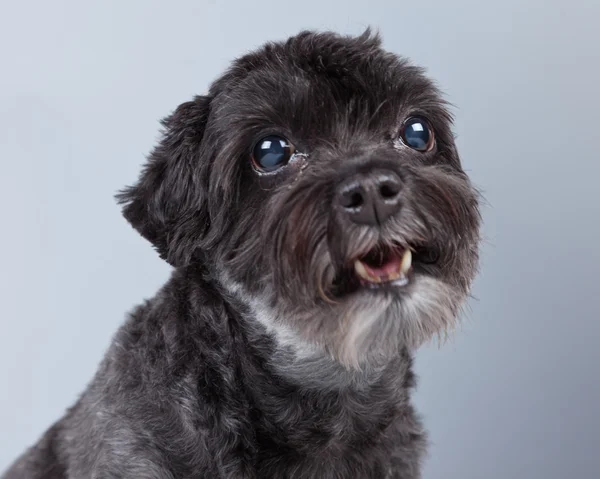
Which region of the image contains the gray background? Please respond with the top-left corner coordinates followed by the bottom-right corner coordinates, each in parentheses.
top-left (1, 0), bottom-right (598, 477)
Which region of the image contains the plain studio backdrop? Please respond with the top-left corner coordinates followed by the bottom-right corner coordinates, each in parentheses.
top-left (1, 0), bottom-right (598, 477)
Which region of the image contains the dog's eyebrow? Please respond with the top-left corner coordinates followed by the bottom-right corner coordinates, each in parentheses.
top-left (367, 99), bottom-right (391, 127)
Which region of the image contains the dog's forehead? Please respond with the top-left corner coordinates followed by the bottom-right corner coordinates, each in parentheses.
top-left (209, 34), bottom-right (447, 140)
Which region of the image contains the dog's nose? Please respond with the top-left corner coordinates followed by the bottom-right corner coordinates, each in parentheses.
top-left (336, 170), bottom-right (403, 226)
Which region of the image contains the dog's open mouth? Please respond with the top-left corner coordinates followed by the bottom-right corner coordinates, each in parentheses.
top-left (353, 244), bottom-right (413, 288)
top-left (329, 241), bottom-right (441, 297)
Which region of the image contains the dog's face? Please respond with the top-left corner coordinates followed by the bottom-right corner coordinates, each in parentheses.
top-left (118, 30), bottom-right (481, 368)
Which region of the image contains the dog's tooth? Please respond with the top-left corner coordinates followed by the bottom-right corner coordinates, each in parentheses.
top-left (387, 269), bottom-right (401, 281)
top-left (400, 249), bottom-right (412, 274)
top-left (354, 260), bottom-right (370, 281)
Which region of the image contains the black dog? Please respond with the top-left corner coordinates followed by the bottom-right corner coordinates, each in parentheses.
top-left (3, 30), bottom-right (481, 478)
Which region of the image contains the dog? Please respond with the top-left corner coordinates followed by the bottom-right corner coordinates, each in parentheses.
top-left (3, 29), bottom-right (481, 478)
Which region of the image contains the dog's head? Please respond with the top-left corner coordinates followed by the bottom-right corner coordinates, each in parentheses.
top-left (118, 30), bottom-right (481, 368)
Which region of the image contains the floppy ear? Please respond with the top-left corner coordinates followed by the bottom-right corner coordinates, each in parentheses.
top-left (116, 95), bottom-right (212, 267)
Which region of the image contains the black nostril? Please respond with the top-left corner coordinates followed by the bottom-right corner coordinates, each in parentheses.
top-left (346, 192), bottom-right (363, 208)
top-left (379, 182), bottom-right (400, 199)
top-left (340, 185), bottom-right (365, 210)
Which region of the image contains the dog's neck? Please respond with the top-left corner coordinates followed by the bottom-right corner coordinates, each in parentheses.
top-left (210, 266), bottom-right (413, 394)
top-left (128, 266), bottom-right (418, 458)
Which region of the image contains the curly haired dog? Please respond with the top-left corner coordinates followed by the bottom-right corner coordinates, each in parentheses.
top-left (3, 29), bottom-right (481, 478)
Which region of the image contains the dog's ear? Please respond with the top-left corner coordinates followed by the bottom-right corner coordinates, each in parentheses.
top-left (116, 95), bottom-right (212, 267)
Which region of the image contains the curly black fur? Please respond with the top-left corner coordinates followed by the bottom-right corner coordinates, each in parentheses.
top-left (3, 29), bottom-right (481, 478)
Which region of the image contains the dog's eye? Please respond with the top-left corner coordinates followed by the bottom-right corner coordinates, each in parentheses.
top-left (251, 135), bottom-right (296, 173)
top-left (399, 117), bottom-right (435, 152)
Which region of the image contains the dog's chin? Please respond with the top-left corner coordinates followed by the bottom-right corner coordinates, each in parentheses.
top-left (326, 266), bottom-right (464, 369)
top-left (222, 239), bottom-right (465, 370)
top-left (229, 264), bottom-right (465, 372)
